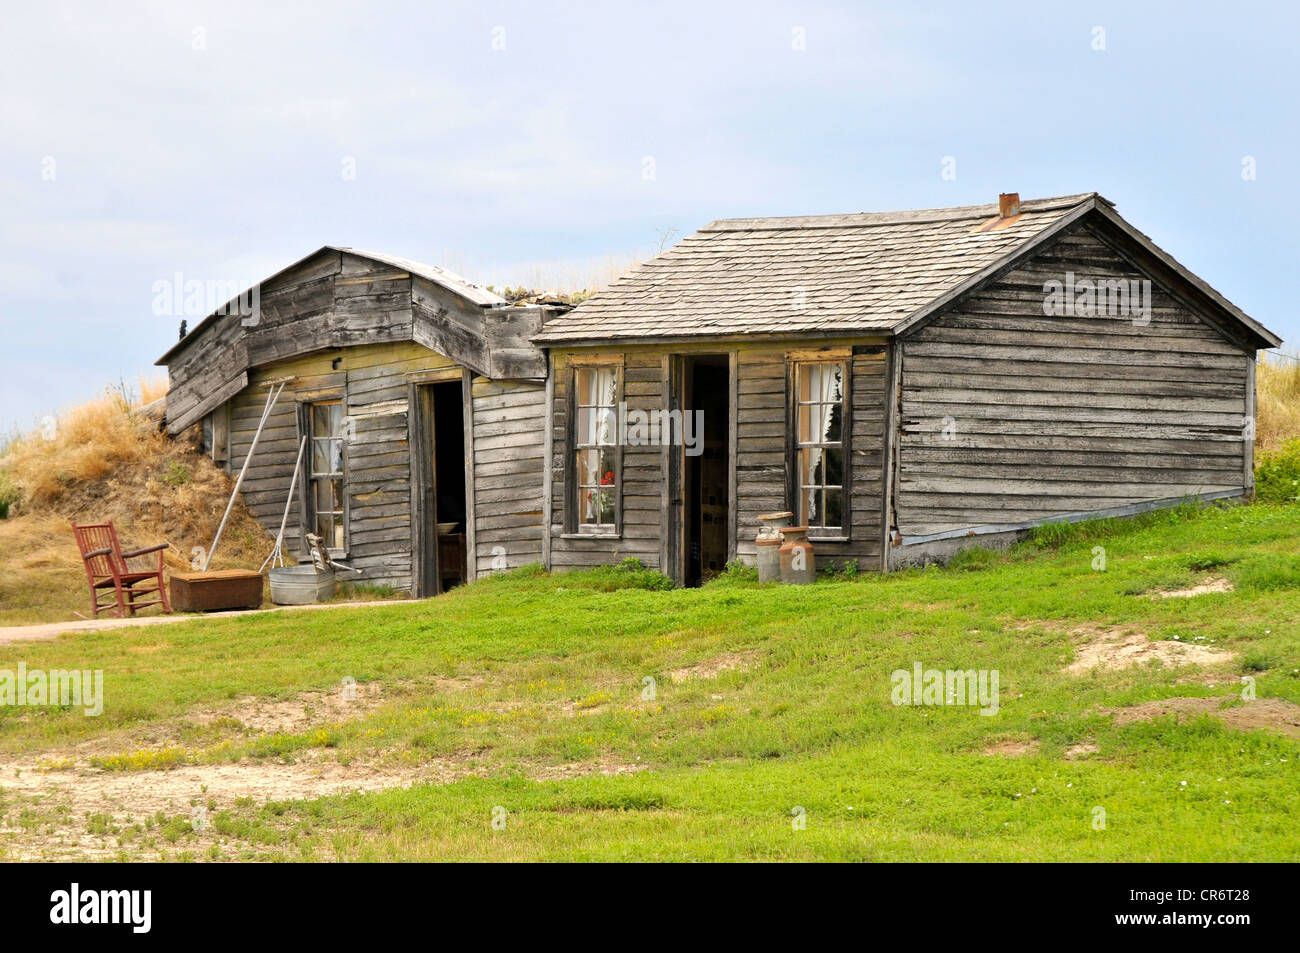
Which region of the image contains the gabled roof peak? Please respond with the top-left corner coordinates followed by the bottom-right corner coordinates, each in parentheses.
top-left (701, 192), bottom-right (1106, 232)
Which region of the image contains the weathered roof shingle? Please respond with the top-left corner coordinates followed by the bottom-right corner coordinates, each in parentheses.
top-left (534, 193), bottom-right (1100, 343)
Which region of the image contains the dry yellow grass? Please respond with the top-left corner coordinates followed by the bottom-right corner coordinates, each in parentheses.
top-left (0, 381), bottom-right (269, 624)
top-left (1257, 353), bottom-right (1300, 453)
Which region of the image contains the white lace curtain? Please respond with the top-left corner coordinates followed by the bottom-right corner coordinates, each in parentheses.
top-left (805, 364), bottom-right (841, 523)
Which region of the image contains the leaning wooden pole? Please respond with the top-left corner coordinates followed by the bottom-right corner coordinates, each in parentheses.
top-left (260, 435), bottom-right (308, 573)
top-left (203, 379), bottom-right (290, 571)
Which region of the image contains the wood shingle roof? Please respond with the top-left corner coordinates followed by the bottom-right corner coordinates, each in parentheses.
top-left (536, 192), bottom-right (1270, 346)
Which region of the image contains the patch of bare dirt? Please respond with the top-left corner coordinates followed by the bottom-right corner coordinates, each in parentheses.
top-left (1154, 577), bottom-right (1234, 598)
top-left (0, 750), bottom-right (452, 818)
top-left (1064, 741), bottom-right (1100, 759)
top-left (1064, 625), bottom-right (1231, 675)
top-left (1099, 696), bottom-right (1300, 739)
top-left (668, 651), bottom-right (759, 684)
top-left (530, 759), bottom-right (649, 781)
top-left (982, 738), bottom-right (1040, 757)
top-left (189, 680), bottom-right (387, 735)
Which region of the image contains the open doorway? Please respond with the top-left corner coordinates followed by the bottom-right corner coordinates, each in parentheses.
top-left (432, 381), bottom-right (466, 592)
top-left (681, 355), bottom-right (730, 587)
top-left (412, 379), bottom-right (468, 597)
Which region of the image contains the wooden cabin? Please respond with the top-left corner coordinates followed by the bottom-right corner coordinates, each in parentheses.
top-left (157, 247), bottom-right (562, 594)
top-left (534, 193), bottom-right (1280, 582)
top-left (158, 193), bottom-right (1280, 592)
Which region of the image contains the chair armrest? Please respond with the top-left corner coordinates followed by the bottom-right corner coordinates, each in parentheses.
top-left (121, 543), bottom-right (170, 558)
top-left (84, 546), bottom-right (114, 559)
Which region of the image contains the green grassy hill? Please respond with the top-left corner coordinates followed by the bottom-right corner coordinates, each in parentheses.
top-left (1, 501), bottom-right (1298, 861)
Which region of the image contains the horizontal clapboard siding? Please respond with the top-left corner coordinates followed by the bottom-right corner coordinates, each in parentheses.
top-left (226, 341), bottom-right (459, 591)
top-left (549, 341), bottom-right (888, 574)
top-left (548, 350), bottom-right (665, 570)
top-left (471, 378), bottom-right (546, 576)
top-left (895, 227), bottom-right (1251, 539)
top-left (733, 346), bottom-right (886, 572)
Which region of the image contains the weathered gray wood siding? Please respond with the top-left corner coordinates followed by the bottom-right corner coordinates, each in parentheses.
top-left (733, 345), bottom-right (887, 572)
top-left (548, 350), bottom-right (666, 570)
top-left (226, 342), bottom-right (458, 589)
top-left (548, 342), bottom-right (888, 574)
top-left (225, 340), bottom-right (547, 590)
top-left (895, 228), bottom-right (1252, 540)
top-left (470, 377), bottom-right (547, 576)
top-left (162, 248), bottom-right (553, 436)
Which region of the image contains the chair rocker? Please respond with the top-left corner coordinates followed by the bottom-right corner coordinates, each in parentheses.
top-left (72, 521), bottom-right (172, 618)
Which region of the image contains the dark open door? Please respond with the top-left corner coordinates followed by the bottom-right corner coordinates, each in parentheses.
top-left (667, 354), bottom-right (732, 587)
top-left (410, 380), bottom-right (469, 598)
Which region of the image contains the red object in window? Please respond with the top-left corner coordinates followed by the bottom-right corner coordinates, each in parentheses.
top-left (600, 470), bottom-right (615, 485)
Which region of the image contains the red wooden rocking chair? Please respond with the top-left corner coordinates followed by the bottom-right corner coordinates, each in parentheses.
top-left (72, 522), bottom-right (172, 618)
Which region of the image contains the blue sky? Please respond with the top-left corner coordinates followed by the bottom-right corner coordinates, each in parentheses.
top-left (2, 0), bottom-right (1297, 433)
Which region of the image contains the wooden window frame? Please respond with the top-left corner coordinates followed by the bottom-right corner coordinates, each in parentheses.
top-left (298, 398), bottom-right (349, 557)
top-left (564, 356), bottom-right (624, 537)
top-left (787, 358), bottom-right (852, 540)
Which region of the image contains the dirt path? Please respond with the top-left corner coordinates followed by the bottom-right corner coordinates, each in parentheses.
top-left (0, 599), bottom-right (419, 645)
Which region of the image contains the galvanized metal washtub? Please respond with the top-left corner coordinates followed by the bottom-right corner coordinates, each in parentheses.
top-left (268, 565), bottom-right (337, 605)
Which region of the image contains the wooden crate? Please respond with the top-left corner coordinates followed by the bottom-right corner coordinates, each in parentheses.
top-left (169, 570), bottom-right (264, 612)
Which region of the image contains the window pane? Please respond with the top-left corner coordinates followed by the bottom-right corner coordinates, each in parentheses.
top-left (595, 406), bottom-right (616, 444)
top-left (312, 403), bottom-right (342, 438)
top-left (313, 404), bottom-right (332, 436)
top-left (332, 518), bottom-right (345, 550)
top-left (597, 448), bottom-right (617, 487)
top-left (824, 402), bottom-right (842, 443)
top-left (316, 513), bottom-right (332, 542)
top-left (596, 486), bottom-right (616, 524)
top-left (315, 479), bottom-right (332, 515)
top-left (580, 484), bottom-right (616, 525)
top-left (328, 438), bottom-right (344, 474)
top-left (825, 364), bottom-right (844, 403)
top-left (597, 367), bottom-right (617, 407)
top-left (312, 439), bottom-right (329, 475)
top-left (824, 448), bottom-right (844, 486)
top-left (800, 446), bottom-right (832, 486)
top-left (823, 489), bottom-right (843, 529)
top-left (797, 404), bottom-right (812, 443)
top-left (578, 406), bottom-right (616, 446)
top-left (801, 485), bottom-right (817, 525)
top-left (577, 407), bottom-right (596, 445)
top-left (576, 367), bottom-right (617, 407)
top-left (576, 448), bottom-right (600, 486)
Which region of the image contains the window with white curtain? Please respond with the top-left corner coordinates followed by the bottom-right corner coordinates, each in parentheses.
top-left (574, 365), bottom-right (619, 531)
top-left (795, 362), bottom-right (845, 533)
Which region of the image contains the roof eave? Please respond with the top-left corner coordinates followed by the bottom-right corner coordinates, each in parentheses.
top-left (155, 245), bottom-right (508, 366)
top-left (1086, 203), bottom-right (1282, 350)
top-left (890, 198), bottom-right (1281, 352)
top-left (531, 328), bottom-right (895, 348)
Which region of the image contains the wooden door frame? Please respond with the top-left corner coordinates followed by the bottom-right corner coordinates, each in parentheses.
top-left (408, 382), bottom-right (440, 598)
top-left (662, 351), bottom-right (735, 587)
